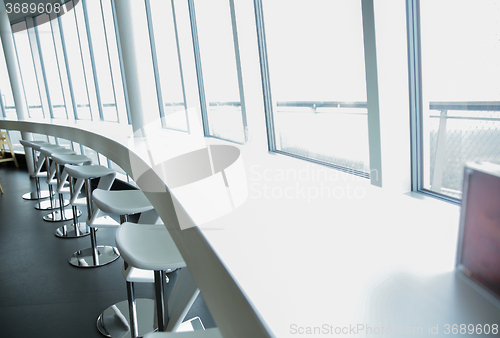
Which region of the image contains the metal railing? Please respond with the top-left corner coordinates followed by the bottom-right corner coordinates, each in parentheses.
top-left (429, 101), bottom-right (500, 198)
top-left (277, 101), bottom-right (367, 109)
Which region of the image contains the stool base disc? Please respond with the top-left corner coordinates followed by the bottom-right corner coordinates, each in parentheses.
top-left (34, 198), bottom-right (69, 210)
top-left (69, 246), bottom-right (120, 268)
top-left (22, 190), bottom-right (52, 200)
top-left (43, 209), bottom-right (81, 222)
top-left (55, 223), bottom-right (91, 238)
top-left (97, 299), bottom-right (157, 338)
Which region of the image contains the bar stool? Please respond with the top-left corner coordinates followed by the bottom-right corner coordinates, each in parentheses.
top-left (39, 145), bottom-right (76, 221)
top-left (31, 143), bottom-right (69, 211)
top-left (64, 164), bottom-right (118, 268)
top-left (107, 222), bottom-right (187, 337)
top-left (19, 139), bottom-right (52, 200)
top-left (51, 153), bottom-right (93, 238)
top-left (143, 328), bottom-right (222, 338)
top-left (87, 188), bottom-right (160, 337)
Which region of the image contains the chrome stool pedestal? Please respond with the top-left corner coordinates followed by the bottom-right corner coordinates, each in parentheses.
top-left (65, 164), bottom-right (118, 268)
top-left (88, 189), bottom-right (159, 337)
top-left (51, 153), bottom-right (93, 238)
top-left (38, 145), bottom-right (77, 222)
top-left (99, 221), bottom-right (194, 338)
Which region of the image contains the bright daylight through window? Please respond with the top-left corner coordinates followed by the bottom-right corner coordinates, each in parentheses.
top-left (417, 0), bottom-right (500, 199)
top-left (260, 0), bottom-right (370, 176)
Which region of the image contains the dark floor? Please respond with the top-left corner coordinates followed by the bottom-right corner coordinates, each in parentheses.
top-left (0, 161), bottom-right (215, 337)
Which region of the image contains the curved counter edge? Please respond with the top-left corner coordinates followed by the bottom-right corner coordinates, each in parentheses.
top-left (0, 118), bottom-right (273, 338)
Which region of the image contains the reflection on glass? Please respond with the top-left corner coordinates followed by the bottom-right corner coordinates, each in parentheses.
top-left (193, 0), bottom-right (245, 143)
top-left (419, 1), bottom-right (500, 198)
top-left (262, 0), bottom-right (369, 174)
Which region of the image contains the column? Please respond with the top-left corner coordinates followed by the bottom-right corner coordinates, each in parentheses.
top-left (112, 0), bottom-right (160, 136)
top-left (0, 1), bottom-right (34, 175)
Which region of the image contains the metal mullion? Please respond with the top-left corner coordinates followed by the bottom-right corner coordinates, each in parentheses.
top-left (229, 0), bottom-right (247, 141)
top-left (57, 12), bottom-right (79, 120)
top-left (187, 0), bottom-right (209, 136)
top-left (33, 17), bottom-right (55, 118)
top-left (71, 0), bottom-right (94, 120)
top-left (99, 0), bottom-right (119, 123)
top-left (10, 24), bottom-right (32, 118)
top-left (144, 0), bottom-right (166, 124)
top-left (26, 17), bottom-right (50, 118)
top-left (253, 0), bottom-right (275, 151)
top-left (81, 0), bottom-right (104, 121)
top-left (407, 0), bottom-right (423, 193)
top-left (171, 0), bottom-right (189, 133)
top-left (110, 0), bottom-right (131, 125)
top-left (50, 13), bottom-right (70, 119)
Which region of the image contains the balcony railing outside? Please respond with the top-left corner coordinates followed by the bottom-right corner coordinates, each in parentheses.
top-left (273, 100), bottom-right (370, 176)
top-left (428, 101), bottom-right (500, 198)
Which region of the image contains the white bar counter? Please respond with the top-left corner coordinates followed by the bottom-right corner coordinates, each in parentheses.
top-left (1, 117), bottom-right (499, 337)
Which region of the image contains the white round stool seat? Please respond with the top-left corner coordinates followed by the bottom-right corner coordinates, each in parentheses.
top-left (52, 153), bottom-right (92, 166)
top-left (98, 223), bottom-right (186, 337)
top-left (93, 189), bottom-right (154, 216)
top-left (65, 164), bottom-right (115, 180)
top-left (143, 328), bottom-right (222, 338)
top-left (39, 146), bottom-right (74, 158)
top-left (29, 141), bottom-right (54, 151)
top-left (116, 223), bottom-right (185, 271)
top-left (19, 140), bottom-right (49, 148)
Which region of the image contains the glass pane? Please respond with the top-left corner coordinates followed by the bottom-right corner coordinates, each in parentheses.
top-left (193, 0), bottom-right (245, 142)
top-left (35, 14), bottom-right (68, 119)
top-left (0, 41), bottom-right (16, 118)
top-left (59, 0), bottom-right (93, 120)
top-left (50, 15), bottom-right (75, 120)
top-left (56, 138), bottom-right (73, 149)
top-left (86, 0), bottom-right (118, 122)
top-left (108, 159), bottom-right (126, 175)
top-left (262, 0), bottom-right (369, 173)
top-left (419, 1), bottom-right (500, 199)
top-left (72, 142), bottom-right (82, 154)
top-left (12, 21), bottom-right (45, 118)
top-left (150, 0), bottom-right (188, 132)
top-left (100, 0), bottom-right (128, 124)
top-left (82, 146), bottom-right (99, 164)
top-left (6, 131), bottom-right (23, 151)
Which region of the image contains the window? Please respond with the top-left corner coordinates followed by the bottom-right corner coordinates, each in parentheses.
top-left (148, 0), bottom-right (189, 132)
top-left (12, 21), bottom-right (45, 118)
top-left (190, 0), bottom-right (246, 143)
top-left (83, 0), bottom-right (127, 123)
top-left (35, 14), bottom-right (68, 119)
top-left (62, 0), bottom-right (98, 120)
top-left (0, 41), bottom-right (15, 118)
top-left (410, 0), bottom-right (500, 200)
top-left (257, 0), bottom-right (369, 176)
